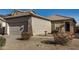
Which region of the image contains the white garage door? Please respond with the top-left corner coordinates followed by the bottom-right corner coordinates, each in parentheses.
top-left (9, 22), bottom-right (28, 35)
top-left (10, 26), bottom-right (22, 35)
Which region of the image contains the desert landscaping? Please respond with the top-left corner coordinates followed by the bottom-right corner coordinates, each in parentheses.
top-left (0, 33), bottom-right (78, 50)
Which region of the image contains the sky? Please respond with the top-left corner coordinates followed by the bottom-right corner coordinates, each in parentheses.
top-left (0, 9), bottom-right (79, 23)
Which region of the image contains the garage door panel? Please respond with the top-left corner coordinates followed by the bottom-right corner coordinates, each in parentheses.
top-left (10, 26), bottom-right (22, 35)
top-left (9, 22), bottom-right (28, 35)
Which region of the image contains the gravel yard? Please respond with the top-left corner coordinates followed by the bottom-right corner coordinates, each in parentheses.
top-left (2, 35), bottom-right (79, 50)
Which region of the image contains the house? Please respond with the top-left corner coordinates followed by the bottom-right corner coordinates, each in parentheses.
top-left (3, 11), bottom-right (51, 36)
top-left (48, 15), bottom-right (76, 34)
top-left (0, 10), bottom-right (76, 37)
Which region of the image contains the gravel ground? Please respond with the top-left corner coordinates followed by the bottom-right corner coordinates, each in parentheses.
top-left (2, 35), bottom-right (79, 50)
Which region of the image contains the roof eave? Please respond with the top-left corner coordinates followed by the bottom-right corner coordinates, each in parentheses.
top-left (50, 18), bottom-right (76, 23)
top-left (4, 11), bottom-right (51, 21)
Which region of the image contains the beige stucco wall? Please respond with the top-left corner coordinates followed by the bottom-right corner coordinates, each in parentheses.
top-left (52, 21), bottom-right (65, 33)
top-left (70, 21), bottom-right (75, 34)
top-left (6, 23), bottom-right (9, 35)
top-left (2, 22), bottom-right (6, 27)
top-left (31, 17), bottom-right (51, 36)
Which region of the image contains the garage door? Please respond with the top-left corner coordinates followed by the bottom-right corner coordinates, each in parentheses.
top-left (9, 22), bottom-right (28, 35)
top-left (10, 26), bottom-right (22, 35)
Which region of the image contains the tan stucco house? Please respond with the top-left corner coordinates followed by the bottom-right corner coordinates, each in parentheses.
top-left (0, 10), bottom-right (76, 36)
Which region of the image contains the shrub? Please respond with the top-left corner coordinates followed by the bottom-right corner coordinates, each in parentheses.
top-left (20, 32), bottom-right (31, 40)
top-left (54, 33), bottom-right (72, 45)
top-left (51, 30), bottom-right (58, 34)
top-left (0, 36), bottom-right (6, 47)
top-left (41, 35), bottom-right (71, 45)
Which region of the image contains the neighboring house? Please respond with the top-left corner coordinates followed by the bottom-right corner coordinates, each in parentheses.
top-left (48, 15), bottom-right (76, 34)
top-left (0, 10), bottom-right (76, 36)
top-left (0, 17), bottom-right (6, 35)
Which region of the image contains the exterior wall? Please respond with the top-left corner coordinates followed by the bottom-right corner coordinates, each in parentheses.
top-left (28, 17), bottom-right (33, 35)
top-left (31, 17), bottom-right (51, 36)
top-left (0, 20), bottom-right (6, 27)
top-left (51, 21), bottom-right (65, 32)
top-left (2, 21), bottom-right (6, 27)
top-left (6, 23), bottom-right (9, 35)
top-left (51, 22), bottom-right (55, 31)
top-left (70, 21), bottom-right (75, 34)
top-left (54, 22), bottom-right (64, 31)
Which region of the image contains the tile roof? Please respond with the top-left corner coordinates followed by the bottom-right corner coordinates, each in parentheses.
top-left (2, 10), bottom-right (76, 23)
top-left (48, 15), bottom-right (76, 23)
top-left (3, 11), bottom-right (50, 21)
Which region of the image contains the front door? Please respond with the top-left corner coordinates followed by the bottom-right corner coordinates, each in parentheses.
top-left (65, 22), bottom-right (70, 32)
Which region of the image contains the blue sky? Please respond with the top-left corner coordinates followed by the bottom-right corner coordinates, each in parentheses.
top-left (0, 9), bottom-right (79, 23)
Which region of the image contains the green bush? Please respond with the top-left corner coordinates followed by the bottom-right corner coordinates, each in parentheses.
top-left (0, 36), bottom-right (6, 47)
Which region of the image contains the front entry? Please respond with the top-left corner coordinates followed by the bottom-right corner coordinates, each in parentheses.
top-left (65, 22), bottom-right (70, 32)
